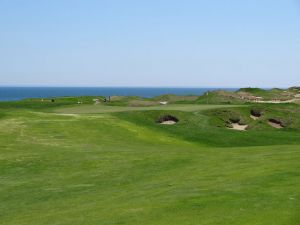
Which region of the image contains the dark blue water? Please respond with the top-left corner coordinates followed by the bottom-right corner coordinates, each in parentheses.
top-left (0, 87), bottom-right (238, 101)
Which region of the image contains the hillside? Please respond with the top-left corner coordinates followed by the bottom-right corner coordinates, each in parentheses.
top-left (0, 97), bottom-right (300, 224)
top-left (197, 87), bottom-right (300, 104)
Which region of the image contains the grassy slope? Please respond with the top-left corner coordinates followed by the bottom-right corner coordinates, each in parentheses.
top-left (0, 102), bottom-right (300, 225)
top-left (115, 105), bottom-right (300, 147)
top-left (197, 87), bottom-right (300, 104)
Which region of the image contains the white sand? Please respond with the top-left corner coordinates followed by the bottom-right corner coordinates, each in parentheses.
top-left (160, 120), bottom-right (177, 125)
top-left (229, 123), bottom-right (248, 131)
top-left (268, 121), bottom-right (283, 129)
top-left (255, 99), bottom-right (297, 104)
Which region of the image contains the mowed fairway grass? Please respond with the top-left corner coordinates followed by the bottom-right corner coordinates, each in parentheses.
top-left (0, 103), bottom-right (300, 225)
top-left (54, 104), bottom-right (239, 114)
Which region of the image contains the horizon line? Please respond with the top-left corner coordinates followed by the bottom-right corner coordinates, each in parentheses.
top-left (0, 85), bottom-right (296, 89)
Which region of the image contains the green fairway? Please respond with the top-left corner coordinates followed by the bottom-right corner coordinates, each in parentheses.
top-left (0, 101), bottom-right (300, 225)
top-left (54, 104), bottom-right (239, 114)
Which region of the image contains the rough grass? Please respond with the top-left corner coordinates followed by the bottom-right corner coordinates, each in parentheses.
top-left (204, 104), bottom-right (300, 131)
top-left (115, 108), bottom-right (300, 147)
top-left (0, 101), bottom-right (300, 225)
top-left (196, 87), bottom-right (300, 104)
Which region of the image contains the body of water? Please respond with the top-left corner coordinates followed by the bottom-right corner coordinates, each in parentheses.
top-left (0, 87), bottom-right (238, 101)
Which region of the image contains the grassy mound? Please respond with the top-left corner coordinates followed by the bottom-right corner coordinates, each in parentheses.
top-left (116, 105), bottom-right (300, 147)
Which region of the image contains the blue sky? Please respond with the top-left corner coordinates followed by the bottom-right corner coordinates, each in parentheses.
top-left (0, 0), bottom-right (299, 87)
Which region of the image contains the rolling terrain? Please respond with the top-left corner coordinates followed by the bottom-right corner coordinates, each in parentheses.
top-left (0, 90), bottom-right (300, 225)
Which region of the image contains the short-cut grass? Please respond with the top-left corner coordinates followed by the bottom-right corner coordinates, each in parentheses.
top-left (0, 99), bottom-right (300, 225)
top-left (54, 104), bottom-right (240, 114)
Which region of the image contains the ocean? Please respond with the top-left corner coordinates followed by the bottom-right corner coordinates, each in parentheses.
top-left (0, 87), bottom-right (238, 101)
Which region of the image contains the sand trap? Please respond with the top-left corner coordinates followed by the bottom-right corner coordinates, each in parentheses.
top-left (229, 123), bottom-right (248, 131)
top-left (268, 119), bottom-right (284, 129)
top-left (160, 120), bottom-right (177, 125)
top-left (250, 109), bottom-right (262, 120)
top-left (157, 115), bottom-right (179, 125)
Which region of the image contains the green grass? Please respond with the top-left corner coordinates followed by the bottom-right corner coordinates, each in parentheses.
top-left (115, 110), bottom-right (300, 147)
top-left (54, 104), bottom-right (239, 114)
top-left (0, 100), bottom-right (300, 225)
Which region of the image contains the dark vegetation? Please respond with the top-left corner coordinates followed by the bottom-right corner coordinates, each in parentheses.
top-left (250, 108), bottom-right (263, 117)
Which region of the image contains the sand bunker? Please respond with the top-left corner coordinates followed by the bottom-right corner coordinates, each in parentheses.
top-left (227, 118), bottom-right (248, 131)
top-left (160, 120), bottom-right (177, 125)
top-left (157, 115), bottom-right (179, 125)
top-left (250, 109), bottom-right (262, 120)
top-left (268, 119), bottom-right (284, 129)
top-left (229, 123), bottom-right (248, 131)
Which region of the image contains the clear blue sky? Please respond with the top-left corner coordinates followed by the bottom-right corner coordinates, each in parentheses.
top-left (0, 0), bottom-right (299, 87)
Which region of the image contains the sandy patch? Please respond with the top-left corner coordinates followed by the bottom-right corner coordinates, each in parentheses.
top-left (229, 123), bottom-right (248, 131)
top-left (160, 120), bottom-right (177, 125)
top-left (268, 120), bottom-right (283, 129)
top-left (255, 99), bottom-right (296, 104)
top-left (157, 115), bottom-right (179, 125)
